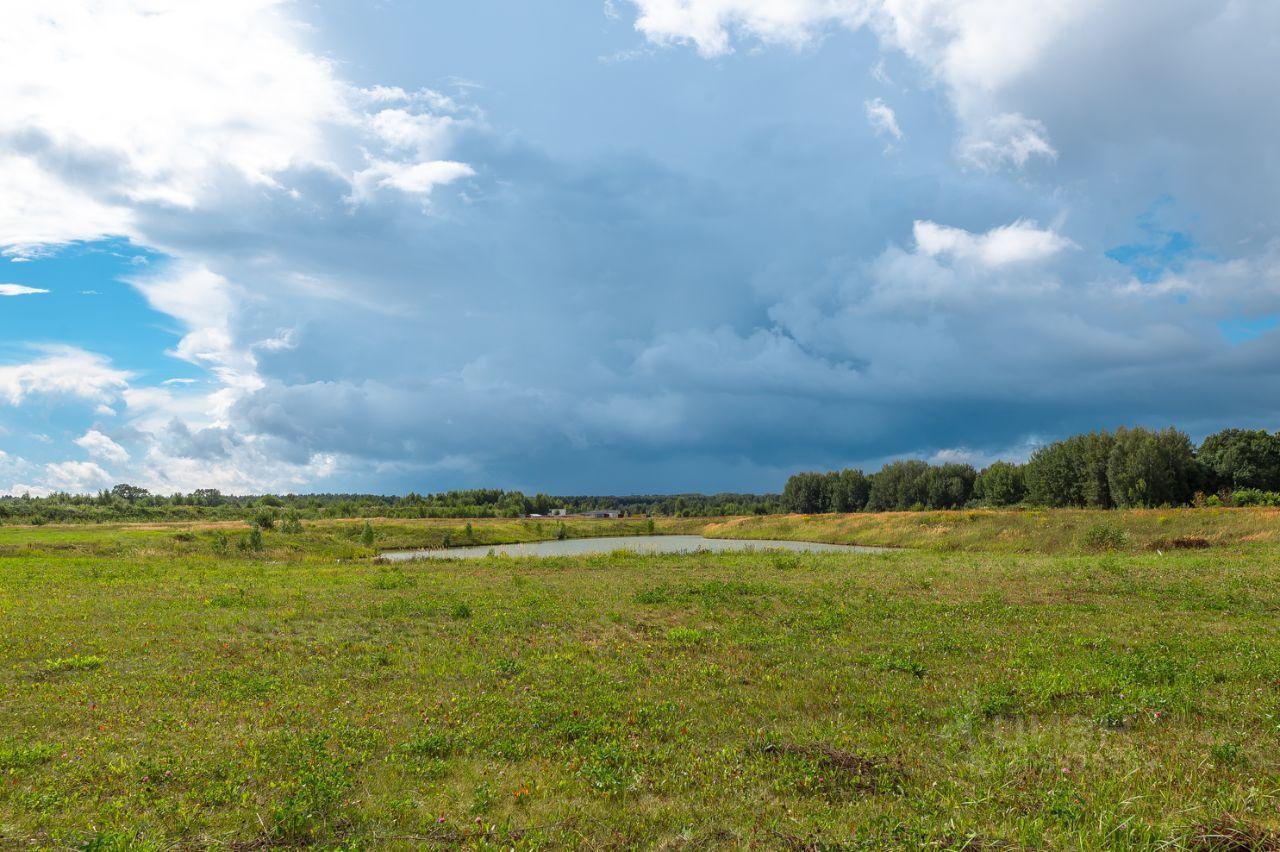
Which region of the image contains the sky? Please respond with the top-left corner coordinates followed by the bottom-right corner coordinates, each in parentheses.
top-left (0, 1), bottom-right (1278, 497)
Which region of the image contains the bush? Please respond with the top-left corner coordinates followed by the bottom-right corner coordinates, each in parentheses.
top-left (1082, 523), bottom-right (1128, 551)
top-left (253, 509), bottom-right (277, 531)
top-left (359, 521), bottom-right (375, 546)
top-left (1229, 488), bottom-right (1280, 507)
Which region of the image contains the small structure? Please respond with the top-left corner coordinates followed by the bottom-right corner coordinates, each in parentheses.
top-left (550, 508), bottom-right (568, 517)
top-left (579, 509), bottom-right (621, 519)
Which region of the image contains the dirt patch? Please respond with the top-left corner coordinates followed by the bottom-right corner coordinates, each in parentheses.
top-left (754, 742), bottom-right (893, 792)
top-left (1147, 535), bottom-right (1212, 550)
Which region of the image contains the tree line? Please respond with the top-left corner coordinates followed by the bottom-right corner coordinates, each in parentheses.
top-left (783, 427), bottom-right (1280, 512)
top-left (0, 483), bottom-right (781, 524)
top-left (5, 425), bottom-right (1278, 524)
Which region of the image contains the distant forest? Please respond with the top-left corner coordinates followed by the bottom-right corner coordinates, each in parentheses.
top-left (3, 426), bottom-right (1279, 524)
top-left (0, 486), bottom-right (781, 525)
top-left (783, 427), bottom-right (1280, 513)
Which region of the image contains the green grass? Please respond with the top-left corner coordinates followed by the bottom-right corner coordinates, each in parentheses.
top-left (705, 506), bottom-right (1280, 554)
top-left (2, 514), bottom-right (1280, 848)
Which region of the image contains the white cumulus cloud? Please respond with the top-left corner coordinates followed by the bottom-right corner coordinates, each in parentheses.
top-left (0, 346), bottom-right (133, 406)
top-left (43, 460), bottom-right (113, 493)
top-left (913, 219), bottom-right (1075, 267)
top-left (0, 0), bottom-right (473, 251)
top-left (75, 429), bottom-right (130, 464)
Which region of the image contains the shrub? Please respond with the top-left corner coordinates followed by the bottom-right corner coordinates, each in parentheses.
top-left (211, 531), bottom-right (230, 555)
top-left (253, 509), bottom-right (277, 531)
top-left (1082, 523), bottom-right (1128, 551)
top-left (359, 521), bottom-right (375, 546)
top-left (1229, 488), bottom-right (1280, 507)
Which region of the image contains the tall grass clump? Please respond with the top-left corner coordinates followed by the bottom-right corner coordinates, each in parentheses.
top-left (1082, 522), bottom-right (1128, 551)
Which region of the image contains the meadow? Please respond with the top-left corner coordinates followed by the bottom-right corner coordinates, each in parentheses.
top-left (2, 511), bottom-right (1279, 849)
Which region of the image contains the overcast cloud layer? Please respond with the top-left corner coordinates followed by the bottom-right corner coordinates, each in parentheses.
top-left (0, 0), bottom-right (1277, 495)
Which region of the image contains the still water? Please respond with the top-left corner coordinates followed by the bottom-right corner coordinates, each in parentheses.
top-left (380, 534), bottom-right (887, 561)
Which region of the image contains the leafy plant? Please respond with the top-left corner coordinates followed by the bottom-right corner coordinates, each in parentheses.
top-left (40, 654), bottom-right (104, 675)
top-left (1082, 523), bottom-right (1128, 551)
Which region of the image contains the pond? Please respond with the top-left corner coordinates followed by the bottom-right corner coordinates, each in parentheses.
top-left (379, 534), bottom-right (888, 561)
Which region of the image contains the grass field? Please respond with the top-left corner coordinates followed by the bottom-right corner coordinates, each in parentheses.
top-left (3, 511), bottom-right (1280, 849)
top-left (705, 507), bottom-right (1280, 554)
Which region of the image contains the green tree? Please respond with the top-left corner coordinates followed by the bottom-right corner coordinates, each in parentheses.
top-left (782, 472), bottom-right (827, 513)
top-left (866, 460), bottom-right (930, 511)
top-left (1198, 429), bottom-right (1280, 493)
top-left (110, 483), bottom-right (150, 504)
top-left (359, 521), bottom-right (375, 546)
top-left (1077, 431), bottom-right (1116, 508)
top-left (974, 461), bottom-right (1026, 506)
top-left (921, 463), bottom-right (977, 509)
top-left (1107, 426), bottom-right (1196, 508)
top-left (1025, 439), bottom-right (1086, 507)
top-left (828, 468), bottom-right (870, 512)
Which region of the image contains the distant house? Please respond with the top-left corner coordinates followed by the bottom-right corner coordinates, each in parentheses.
top-left (579, 509), bottom-right (621, 519)
top-left (550, 508), bottom-right (568, 517)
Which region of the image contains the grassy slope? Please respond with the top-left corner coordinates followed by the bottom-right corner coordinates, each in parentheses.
top-left (705, 507), bottom-right (1280, 554)
top-left (2, 516), bottom-right (1280, 848)
top-left (0, 516), bottom-right (706, 562)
